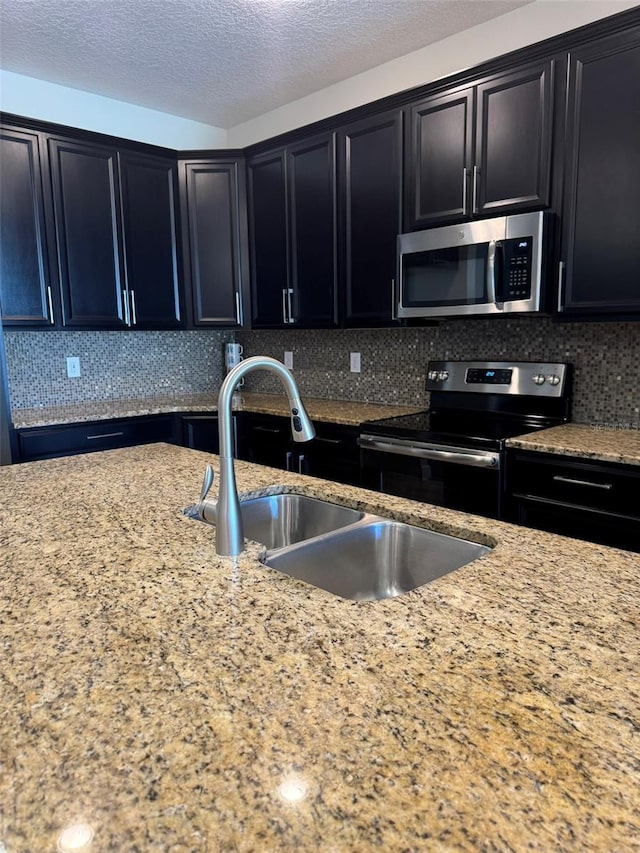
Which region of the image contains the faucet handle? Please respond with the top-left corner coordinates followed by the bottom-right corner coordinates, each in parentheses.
top-left (200, 464), bottom-right (215, 503)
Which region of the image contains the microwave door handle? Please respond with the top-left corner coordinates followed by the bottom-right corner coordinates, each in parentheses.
top-left (494, 241), bottom-right (505, 309)
top-left (487, 240), bottom-right (497, 307)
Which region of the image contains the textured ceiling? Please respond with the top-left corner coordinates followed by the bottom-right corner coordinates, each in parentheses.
top-left (0, 0), bottom-right (534, 128)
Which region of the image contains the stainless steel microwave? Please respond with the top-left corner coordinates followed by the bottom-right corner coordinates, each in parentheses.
top-left (396, 211), bottom-right (547, 319)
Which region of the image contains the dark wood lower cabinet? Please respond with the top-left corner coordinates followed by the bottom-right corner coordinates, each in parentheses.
top-left (237, 413), bottom-right (361, 485)
top-left (17, 414), bottom-right (178, 461)
top-left (506, 450), bottom-right (640, 552)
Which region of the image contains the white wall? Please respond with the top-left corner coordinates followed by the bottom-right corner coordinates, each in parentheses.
top-left (227, 0), bottom-right (639, 148)
top-left (0, 70), bottom-right (227, 150)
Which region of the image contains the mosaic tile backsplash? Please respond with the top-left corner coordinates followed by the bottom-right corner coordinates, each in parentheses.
top-left (5, 318), bottom-right (639, 428)
top-left (5, 330), bottom-right (233, 409)
top-left (237, 318), bottom-right (640, 428)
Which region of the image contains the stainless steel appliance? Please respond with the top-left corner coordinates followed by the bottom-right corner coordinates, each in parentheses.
top-left (360, 360), bottom-right (571, 519)
top-left (396, 212), bottom-right (547, 319)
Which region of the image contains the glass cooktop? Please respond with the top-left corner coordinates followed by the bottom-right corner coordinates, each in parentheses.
top-left (360, 410), bottom-right (555, 451)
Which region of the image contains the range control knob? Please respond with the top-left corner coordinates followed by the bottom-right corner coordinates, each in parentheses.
top-left (428, 370), bottom-right (439, 381)
top-left (438, 370), bottom-right (449, 381)
top-left (546, 374), bottom-right (561, 386)
top-left (532, 373), bottom-right (546, 385)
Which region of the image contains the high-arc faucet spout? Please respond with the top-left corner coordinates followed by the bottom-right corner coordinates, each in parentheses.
top-left (216, 355), bottom-right (315, 557)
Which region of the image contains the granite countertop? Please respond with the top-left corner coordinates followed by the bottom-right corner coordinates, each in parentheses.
top-left (1, 444), bottom-right (639, 851)
top-left (507, 422), bottom-right (640, 466)
top-left (11, 392), bottom-right (423, 430)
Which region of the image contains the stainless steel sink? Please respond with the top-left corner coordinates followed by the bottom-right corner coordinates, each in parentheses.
top-left (263, 519), bottom-right (491, 601)
top-left (196, 493), bottom-right (365, 551)
top-left (186, 491), bottom-right (491, 600)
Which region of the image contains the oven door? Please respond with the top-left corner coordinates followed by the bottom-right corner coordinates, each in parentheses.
top-left (359, 435), bottom-right (503, 519)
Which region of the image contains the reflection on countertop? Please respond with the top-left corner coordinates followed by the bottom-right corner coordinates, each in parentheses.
top-left (11, 391), bottom-right (425, 429)
top-left (1, 443), bottom-right (639, 850)
top-left (507, 422), bottom-right (640, 466)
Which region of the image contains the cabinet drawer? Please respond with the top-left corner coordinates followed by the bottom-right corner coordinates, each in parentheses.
top-left (509, 451), bottom-right (639, 519)
top-left (18, 415), bottom-right (177, 461)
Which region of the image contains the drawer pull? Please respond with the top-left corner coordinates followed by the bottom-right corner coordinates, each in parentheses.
top-left (553, 475), bottom-right (613, 490)
top-left (254, 426), bottom-right (281, 434)
top-left (315, 437), bottom-right (342, 445)
top-left (86, 431), bottom-right (126, 440)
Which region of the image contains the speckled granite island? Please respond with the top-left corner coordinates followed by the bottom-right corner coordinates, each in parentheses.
top-left (1, 444), bottom-right (639, 852)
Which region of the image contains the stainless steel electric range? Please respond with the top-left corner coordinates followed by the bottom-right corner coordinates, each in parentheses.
top-left (359, 360), bottom-right (571, 519)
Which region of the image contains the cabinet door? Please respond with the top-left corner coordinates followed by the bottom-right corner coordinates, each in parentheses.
top-left (182, 160), bottom-right (243, 326)
top-left (48, 138), bottom-right (127, 328)
top-left (0, 127), bottom-right (56, 326)
top-left (181, 414), bottom-right (219, 453)
top-left (475, 61), bottom-right (554, 215)
top-left (560, 30), bottom-right (640, 315)
top-left (406, 88), bottom-right (473, 229)
top-left (287, 133), bottom-right (339, 327)
top-left (303, 423), bottom-right (361, 485)
top-left (119, 152), bottom-right (182, 328)
top-left (242, 413), bottom-right (292, 470)
top-left (247, 150), bottom-right (290, 328)
top-left (338, 111), bottom-right (403, 327)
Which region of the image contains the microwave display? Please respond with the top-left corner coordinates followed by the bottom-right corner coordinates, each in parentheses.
top-left (502, 236), bottom-right (532, 301)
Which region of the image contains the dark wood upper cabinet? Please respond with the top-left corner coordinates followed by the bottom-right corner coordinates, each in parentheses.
top-left (48, 137), bottom-right (127, 328)
top-left (287, 132), bottom-right (338, 328)
top-left (247, 150), bottom-right (289, 328)
top-left (475, 62), bottom-right (553, 215)
top-left (559, 27), bottom-right (640, 316)
top-left (0, 126), bottom-right (57, 326)
top-left (119, 152), bottom-right (182, 328)
top-left (406, 59), bottom-right (554, 229)
top-left (338, 110), bottom-right (403, 326)
top-left (248, 136), bottom-right (337, 329)
top-left (180, 158), bottom-right (244, 327)
top-left (407, 89), bottom-right (473, 228)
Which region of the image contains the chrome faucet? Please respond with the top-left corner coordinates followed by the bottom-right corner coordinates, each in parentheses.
top-left (212, 355), bottom-right (315, 557)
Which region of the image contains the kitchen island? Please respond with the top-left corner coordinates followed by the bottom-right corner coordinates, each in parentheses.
top-left (1, 444), bottom-right (638, 851)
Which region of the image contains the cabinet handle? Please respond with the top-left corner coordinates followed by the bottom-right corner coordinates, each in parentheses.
top-left (297, 453), bottom-right (305, 474)
top-left (315, 437), bottom-right (342, 445)
top-left (462, 167), bottom-right (468, 216)
top-left (254, 426), bottom-right (281, 434)
top-left (46, 286), bottom-right (55, 324)
top-left (235, 291), bottom-right (242, 325)
top-left (285, 450), bottom-right (294, 471)
top-left (472, 165), bottom-right (479, 214)
top-left (122, 290), bottom-right (131, 326)
top-left (553, 475), bottom-right (613, 490)
top-left (282, 288), bottom-right (289, 324)
top-left (130, 290), bottom-right (137, 325)
top-left (557, 261), bottom-right (565, 313)
top-left (287, 288), bottom-right (294, 324)
top-left (391, 278), bottom-right (397, 321)
top-left (86, 431), bottom-right (125, 440)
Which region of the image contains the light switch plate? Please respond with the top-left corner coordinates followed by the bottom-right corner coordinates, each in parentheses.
top-left (350, 352), bottom-right (361, 373)
top-left (284, 351), bottom-right (294, 369)
top-left (66, 356), bottom-right (81, 378)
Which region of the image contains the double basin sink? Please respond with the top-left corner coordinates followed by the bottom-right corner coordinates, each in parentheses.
top-left (191, 493), bottom-right (491, 601)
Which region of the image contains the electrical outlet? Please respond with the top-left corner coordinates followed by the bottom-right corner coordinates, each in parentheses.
top-left (350, 352), bottom-right (361, 373)
top-left (66, 356), bottom-right (81, 378)
top-left (284, 351), bottom-right (294, 369)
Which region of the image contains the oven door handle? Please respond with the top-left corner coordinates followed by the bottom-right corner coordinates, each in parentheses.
top-left (358, 435), bottom-right (500, 469)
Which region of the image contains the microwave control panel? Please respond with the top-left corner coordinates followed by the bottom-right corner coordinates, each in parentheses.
top-left (502, 237), bottom-right (532, 301)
